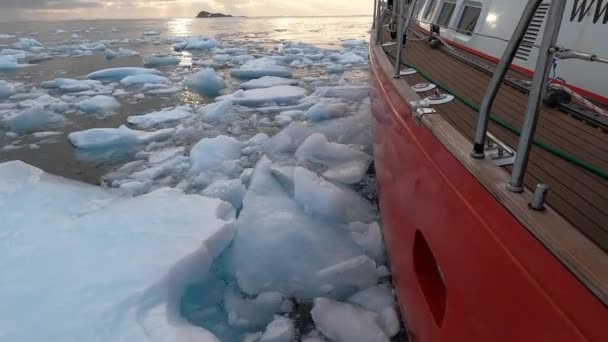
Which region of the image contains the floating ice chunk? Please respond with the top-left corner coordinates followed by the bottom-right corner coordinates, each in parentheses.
top-left (7, 107), bottom-right (65, 134)
top-left (41, 78), bottom-right (102, 92)
top-left (342, 39), bottom-right (366, 47)
top-left (0, 161), bottom-right (232, 342)
top-left (240, 76), bottom-right (298, 90)
top-left (121, 74), bottom-right (170, 85)
top-left (106, 48), bottom-right (139, 59)
top-left (348, 285), bottom-right (399, 337)
top-left (174, 37), bottom-right (219, 51)
top-left (12, 38), bottom-right (44, 50)
top-left (275, 114), bottom-right (293, 126)
top-left (317, 255), bottom-right (378, 291)
top-left (0, 80), bottom-right (15, 98)
top-left (127, 107), bottom-right (192, 128)
top-left (224, 290), bottom-right (286, 329)
top-left (0, 55), bottom-right (19, 69)
top-left (330, 52), bottom-right (366, 64)
top-left (68, 125), bottom-right (174, 149)
top-left (295, 133), bottom-right (372, 184)
top-left (77, 95), bottom-right (121, 114)
top-left (231, 54), bottom-right (255, 65)
top-left (78, 42), bottom-right (106, 51)
top-left (349, 222), bottom-right (385, 263)
top-left (231, 158), bottom-right (369, 299)
top-left (304, 102), bottom-right (350, 121)
top-left (143, 30), bottom-right (161, 35)
top-left (144, 54), bottom-right (181, 67)
top-left (202, 179), bottom-right (247, 210)
top-left (147, 86), bottom-right (180, 95)
top-left (259, 316), bottom-right (295, 342)
top-left (293, 167), bottom-right (377, 223)
top-left (313, 85), bottom-right (369, 101)
top-left (186, 68), bottom-right (226, 96)
top-left (327, 64), bottom-right (346, 74)
top-left (311, 298), bottom-right (389, 342)
top-left (87, 67), bottom-right (162, 80)
top-left (217, 85), bottom-right (307, 107)
top-left (198, 100), bottom-right (234, 123)
top-left (231, 57), bottom-right (292, 79)
top-left (190, 135), bottom-right (243, 176)
top-left (264, 122), bottom-right (313, 154)
top-left (0, 34), bottom-right (16, 39)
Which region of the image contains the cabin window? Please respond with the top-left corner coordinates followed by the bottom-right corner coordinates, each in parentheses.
top-left (423, 0), bottom-right (439, 21)
top-left (436, 2), bottom-right (456, 27)
top-left (456, 4), bottom-right (482, 35)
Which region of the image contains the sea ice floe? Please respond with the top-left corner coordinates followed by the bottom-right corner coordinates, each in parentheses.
top-left (77, 95), bottom-right (121, 114)
top-left (143, 54), bottom-right (181, 67)
top-left (0, 80), bottom-right (16, 98)
top-left (201, 179), bottom-right (247, 210)
top-left (41, 78), bottom-right (103, 93)
top-left (87, 67), bottom-right (162, 80)
top-left (190, 135), bottom-right (243, 176)
top-left (6, 107), bottom-right (65, 134)
top-left (231, 57), bottom-right (293, 79)
top-left (0, 55), bottom-right (20, 69)
top-left (121, 74), bottom-right (170, 86)
top-left (127, 107), bottom-right (193, 129)
top-left (186, 68), bottom-right (226, 96)
top-left (105, 48), bottom-right (139, 59)
top-left (12, 38), bottom-right (44, 50)
top-left (304, 102), bottom-right (350, 121)
top-left (239, 76), bottom-right (298, 90)
top-left (311, 298), bottom-right (390, 342)
top-left (217, 85), bottom-right (307, 107)
top-left (174, 37), bottom-right (219, 51)
top-left (259, 316), bottom-right (295, 342)
top-left (0, 161), bottom-right (234, 342)
top-left (198, 100), bottom-right (234, 123)
top-left (68, 125), bottom-right (174, 150)
top-left (313, 85), bottom-right (369, 101)
top-left (295, 133), bottom-right (372, 184)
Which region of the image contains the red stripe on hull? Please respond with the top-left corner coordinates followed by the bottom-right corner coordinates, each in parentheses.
top-left (369, 47), bottom-right (608, 341)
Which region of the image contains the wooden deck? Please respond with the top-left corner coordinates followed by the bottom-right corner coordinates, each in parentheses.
top-left (380, 29), bottom-right (608, 252)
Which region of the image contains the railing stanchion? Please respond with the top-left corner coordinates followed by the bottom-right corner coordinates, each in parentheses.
top-left (508, 0), bottom-right (568, 192)
top-left (471, 0), bottom-right (545, 159)
top-left (393, 0), bottom-right (407, 77)
top-left (375, 0), bottom-right (384, 44)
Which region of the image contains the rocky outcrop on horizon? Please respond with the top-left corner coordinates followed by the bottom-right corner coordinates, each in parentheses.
top-left (196, 11), bottom-right (233, 18)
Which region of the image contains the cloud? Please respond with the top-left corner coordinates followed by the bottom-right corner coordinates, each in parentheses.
top-left (1, 0), bottom-right (103, 10)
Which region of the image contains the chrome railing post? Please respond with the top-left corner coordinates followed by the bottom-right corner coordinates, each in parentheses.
top-left (471, 0), bottom-right (545, 159)
top-left (375, 0), bottom-right (384, 44)
top-left (394, 0), bottom-right (408, 77)
top-left (508, 0), bottom-right (568, 193)
top-left (373, 0), bottom-right (378, 29)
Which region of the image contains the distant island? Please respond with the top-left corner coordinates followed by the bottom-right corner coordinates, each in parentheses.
top-left (196, 11), bottom-right (233, 18)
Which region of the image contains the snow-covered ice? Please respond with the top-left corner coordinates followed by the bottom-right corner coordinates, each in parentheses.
top-left (0, 161), bottom-right (234, 342)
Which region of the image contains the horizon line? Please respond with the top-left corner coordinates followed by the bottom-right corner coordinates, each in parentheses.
top-left (0, 14), bottom-right (372, 23)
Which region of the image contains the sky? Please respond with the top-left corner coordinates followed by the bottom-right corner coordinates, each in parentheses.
top-left (0, 0), bottom-right (373, 21)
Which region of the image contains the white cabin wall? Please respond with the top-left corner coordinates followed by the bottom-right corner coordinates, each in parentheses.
top-left (411, 0), bottom-right (608, 98)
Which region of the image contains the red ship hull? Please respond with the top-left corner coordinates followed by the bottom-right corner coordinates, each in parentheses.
top-left (369, 46), bottom-right (608, 341)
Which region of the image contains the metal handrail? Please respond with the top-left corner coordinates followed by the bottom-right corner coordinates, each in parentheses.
top-left (471, 0), bottom-right (546, 158)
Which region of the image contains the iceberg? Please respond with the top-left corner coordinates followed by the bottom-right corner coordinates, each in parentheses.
top-left (198, 100), bottom-right (234, 123)
top-left (127, 107), bottom-right (193, 129)
top-left (12, 37), bottom-right (44, 50)
top-left (190, 135), bottom-right (243, 176)
top-left (217, 85), bottom-right (307, 107)
top-left (0, 161), bottom-right (233, 342)
top-left (0, 55), bottom-right (19, 69)
top-left (87, 67), bottom-right (162, 80)
top-left (174, 37), bottom-right (219, 51)
top-left (0, 80), bottom-right (16, 98)
top-left (186, 68), bottom-right (226, 96)
top-left (231, 57), bottom-right (293, 79)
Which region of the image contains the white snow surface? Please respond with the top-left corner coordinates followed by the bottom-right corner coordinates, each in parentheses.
top-left (0, 161), bottom-right (234, 342)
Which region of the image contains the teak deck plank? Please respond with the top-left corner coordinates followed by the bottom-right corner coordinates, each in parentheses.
top-left (383, 35), bottom-right (608, 251)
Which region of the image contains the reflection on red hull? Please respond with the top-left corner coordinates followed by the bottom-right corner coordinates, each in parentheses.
top-left (369, 47), bottom-right (608, 341)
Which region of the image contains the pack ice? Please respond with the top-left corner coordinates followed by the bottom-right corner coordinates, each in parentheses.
top-left (0, 161), bottom-right (235, 342)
